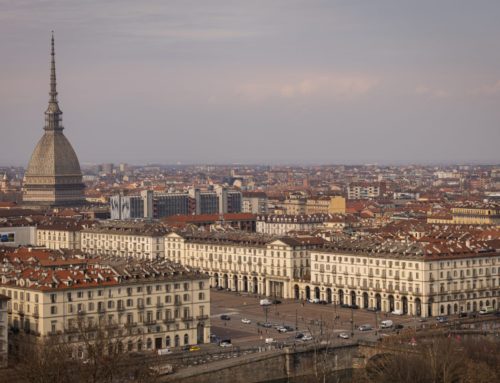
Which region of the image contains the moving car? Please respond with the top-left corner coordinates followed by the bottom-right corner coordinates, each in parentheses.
top-left (309, 298), bottom-right (320, 304)
top-left (436, 316), bottom-right (448, 323)
top-left (338, 333), bottom-right (350, 339)
top-left (257, 322), bottom-right (273, 328)
top-left (295, 333), bottom-right (304, 339)
top-left (241, 318), bottom-right (251, 324)
top-left (394, 324), bottom-right (404, 330)
top-left (358, 324), bottom-right (373, 331)
top-left (189, 345), bottom-right (200, 352)
top-left (149, 364), bottom-right (174, 376)
top-left (301, 334), bottom-right (313, 341)
top-left (220, 314), bottom-right (231, 320)
top-left (391, 309), bottom-right (403, 315)
top-left (260, 299), bottom-right (272, 306)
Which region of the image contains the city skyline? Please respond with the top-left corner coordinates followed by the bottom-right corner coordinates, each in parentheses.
top-left (1, 1), bottom-right (500, 166)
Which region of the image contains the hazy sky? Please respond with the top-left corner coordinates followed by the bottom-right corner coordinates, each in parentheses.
top-left (1, 0), bottom-right (499, 166)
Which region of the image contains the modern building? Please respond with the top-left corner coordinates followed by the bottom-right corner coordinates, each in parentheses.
top-left (23, 34), bottom-right (85, 207)
top-left (347, 182), bottom-right (385, 200)
top-left (110, 191), bottom-right (190, 220)
top-left (110, 187), bottom-right (241, 220)
top-left (242, 192), bottom-right (268, 214)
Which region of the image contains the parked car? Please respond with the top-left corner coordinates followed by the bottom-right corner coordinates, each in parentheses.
top-left (394, 324), bottom-right (404, 330)
top-left (189, 345), bottom-right (200, 352)
top-left (278, 327), bottom-right (288, 333)
top-left (350, 304), bottom-right (359, 309)
top-left (220, 314), bottom-right (231, 320)
top-left (182, 345), bottom-right (191, 351)
top-left (367, 307), bottom-right (380, 312)
top-left (157, 347), bottom-right (172, 356)
top-left (283, 325), bottom-right (294, 332)
top-left (318, 300), bottom-right (328, 305)
top-left (340, 303), bottom-right (350, 308)
top-left (380, 320), bottom-right (393, 329)
top-left (265, 338), bottom-right (275, 344)
top-left (436, 316), bottom-right (448, 323)
top-left (260, 299), bottom-right (272, 306)
top-left (309, 298), bottom-right (320, 304)
top-left (391, 309), bottom-right (403, 315)
top-left (295, 333), bottom-right (304, 339)
top-left (338, 333), bottom-right (350, 339)
top-left (219, 339), bottom-right (232, 347)
top-left (479, 306), bottom-right (495, 315)
top-left (241, 318), bottom-right (251, 324)
top-left (272, 299), bottom-right (282, 305)
top-left (458, 312), bottom-right (467, 318)
top-left (358, 324), bottom-right (373, 331)
top-left (301, 334), bottom-right (313, 341)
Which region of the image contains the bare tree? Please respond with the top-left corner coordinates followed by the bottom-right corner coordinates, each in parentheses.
top-left (11, 316), bottom-right (159, 383)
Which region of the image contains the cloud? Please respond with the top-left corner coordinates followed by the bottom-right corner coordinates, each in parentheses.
top-left (238, 73), bottom-right (380, 101)
top-left (415, 85), bottom-right (450, 99)
top-left (471, 80), bottom-right (500, 96)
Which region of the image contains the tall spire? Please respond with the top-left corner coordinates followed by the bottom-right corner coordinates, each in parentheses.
top-left (44, 31), bottom-right (63, 131)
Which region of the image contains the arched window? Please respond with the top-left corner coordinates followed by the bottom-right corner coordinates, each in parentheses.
top-left (184, 333), bottom-right (189, 345)
top-left (166, 336), bottom-right (171, 347)
top-left (174, 335), bottom-right (180, 347)
top-left (147, 338), bottom-right (152, 349)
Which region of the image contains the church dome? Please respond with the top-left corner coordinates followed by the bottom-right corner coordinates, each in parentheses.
top-left (26, 130), bottom-right (82, 177)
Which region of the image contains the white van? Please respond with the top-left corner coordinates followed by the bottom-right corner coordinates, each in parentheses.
top-left (479, 306), bottom-right (495, 315)
top-left (380, 320), bottom-right (393, 329)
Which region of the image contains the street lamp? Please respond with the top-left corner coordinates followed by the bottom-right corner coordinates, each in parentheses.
top-left (350, 307), bottom-right (354, 337)
top-left (262, 304), bottom-right (270, 325)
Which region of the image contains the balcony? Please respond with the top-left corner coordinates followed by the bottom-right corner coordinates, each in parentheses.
top-left (164, 318), bottom-right (176, 324)
top-left (197, 315), bottom-right (209, 320)
top-left (117, 306), bottom-right (125, 312)
top-left (125, 322), bottom-right (137, 327)
top-left (182, 316), bottom-right (194, 322)
top-left (156, 303), bottom-right (164, 309)
top-left (65, 326), bottom-right (79, 334)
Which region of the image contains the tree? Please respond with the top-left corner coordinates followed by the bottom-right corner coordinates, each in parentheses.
top-left (11, 316), bottom-right (159, 383)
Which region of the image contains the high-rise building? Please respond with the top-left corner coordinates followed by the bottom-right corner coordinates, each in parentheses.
top-left (23, 34), bottom-right (85, 207)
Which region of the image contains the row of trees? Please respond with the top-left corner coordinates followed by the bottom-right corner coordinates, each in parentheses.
top-left (357, 336), bottom-right (500, 383)
top-left (9, 319), bottom-right (163, 383)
